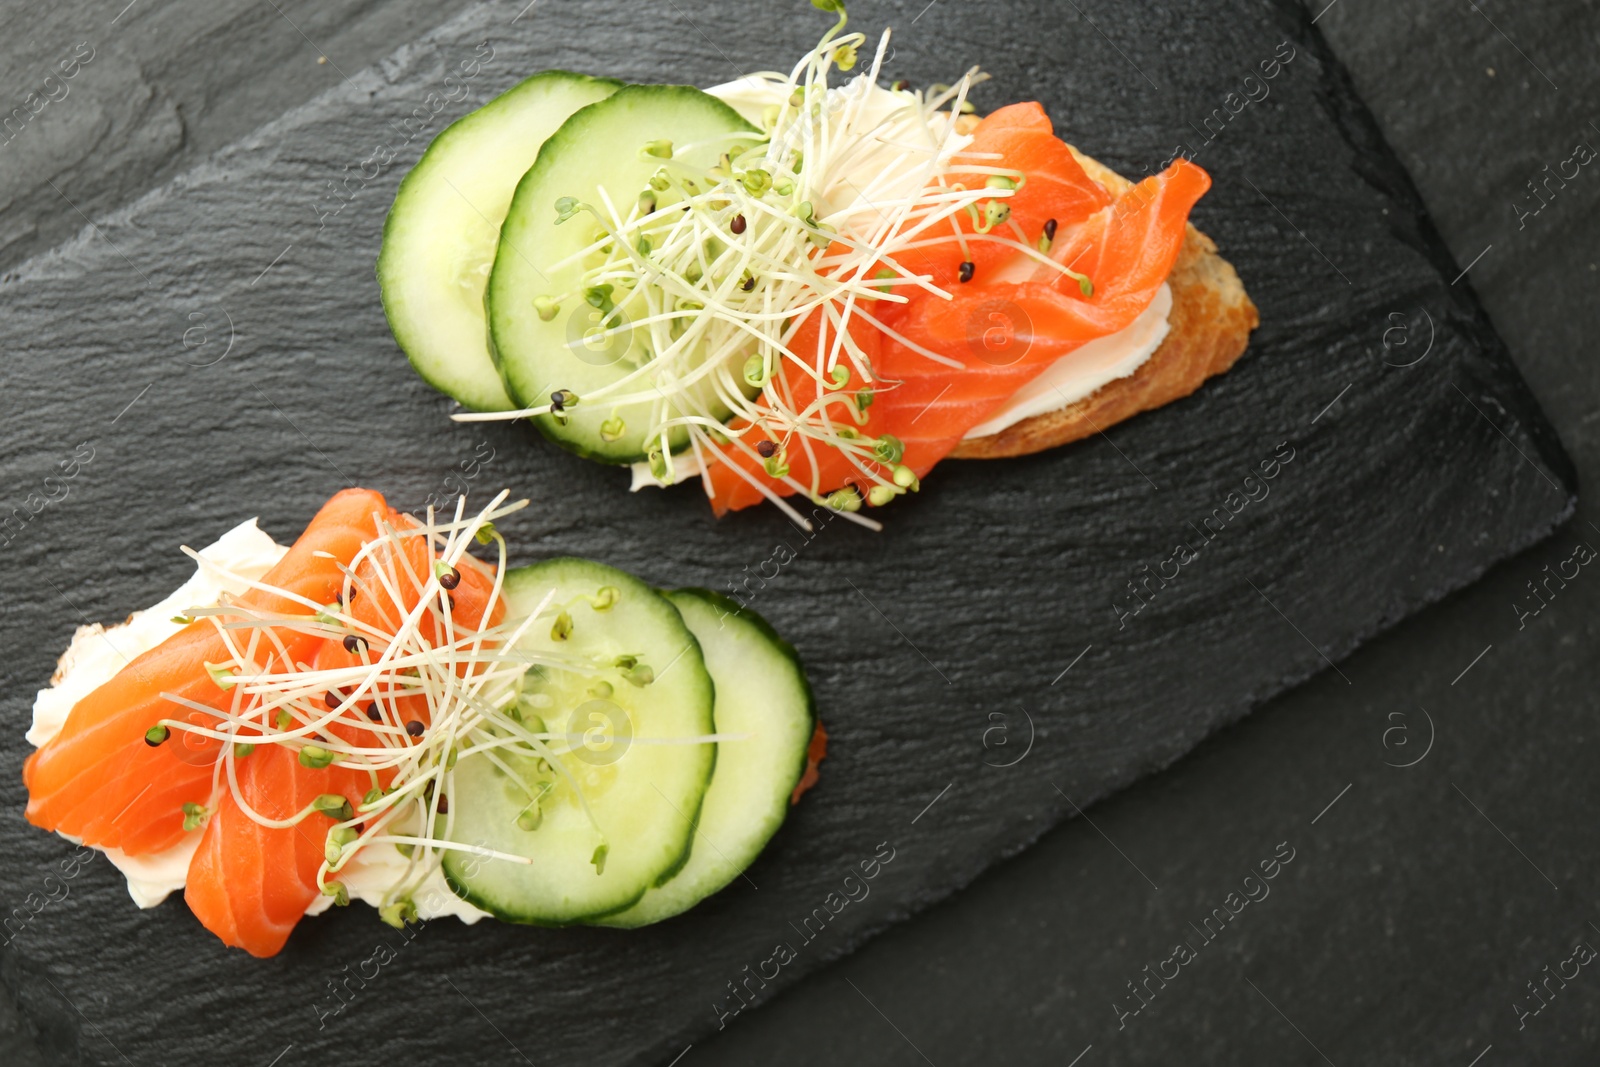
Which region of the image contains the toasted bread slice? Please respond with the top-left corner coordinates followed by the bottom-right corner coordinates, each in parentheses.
top-left (950, 149), bottom-right (1258, 460)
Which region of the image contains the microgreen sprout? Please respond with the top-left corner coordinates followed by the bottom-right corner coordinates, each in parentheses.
top-left (379, 899), bottom-right (418, 929)
top-left (453, 8), bottom-right (1089, 530)
top-left (743, 354), bottom-right (769, 388)
top-left (551, 610), bottom-right (574, 641)
top-left (982, 199), bottom-right (1011, 230)
top-left (143, 494), bottom-right (609, 914)
top-left (149, 490), bottom-right (721, 918)
top-left (314, 794), bottom-right (355, 820)
top-left (553, 197), bottom-right (583, 224)
top-left (324, 826), bottom-right (360, 865)
top-left (205, 661), bottom-right (236, 690)
top-left (825, 486), bottom-right (863, 512)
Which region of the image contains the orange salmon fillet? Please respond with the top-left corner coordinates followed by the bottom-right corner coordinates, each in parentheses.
top-left (184, 739), bottom-right (368, 958)
top-left (24, 488), bottom-right (396, 855)
top-left (181, 513), bottom-right (505, 956)
top-left (703, 102), bottom-right (1210, 514)
top-left (889, 102), bottom-right (1112, 292)
top-left (28, 487), bottom-right (510, 956)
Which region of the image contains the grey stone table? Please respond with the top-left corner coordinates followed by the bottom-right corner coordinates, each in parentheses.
top-left (2, 0), bottom-right (1596, 1064)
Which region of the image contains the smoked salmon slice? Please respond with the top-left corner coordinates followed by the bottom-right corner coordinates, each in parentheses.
top-left (184, 739), bottom-right (369, 958)
top-left (26, 486), bottom-right (508, 956)
top-left (345, 514), bottom-right (506, 649)
top-left (705, 152), bottom-right (1211, 514)
top-left (883, 102), bottom-right (1112, 293)
top-left (330, 535), bottom-right (506, 735)
top-left (182, 526), bottom-right (503, 957)
top-left (25, 488), bottom-right (398, 855)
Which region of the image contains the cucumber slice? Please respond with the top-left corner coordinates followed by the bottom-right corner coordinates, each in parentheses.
top-left (378, 71), bottom-right (621, 411)
top-left (442, 559), bottom-right (715, 924)
top-left (595, 589), bottom-right (815, 928)
top-left (487, 85), bottom-right (761, 462)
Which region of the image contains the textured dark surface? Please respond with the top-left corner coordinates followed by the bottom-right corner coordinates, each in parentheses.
top-left (0, 1), bottom-right (1581, 1065)
top-left (0, 0), bottom-right (478, 273)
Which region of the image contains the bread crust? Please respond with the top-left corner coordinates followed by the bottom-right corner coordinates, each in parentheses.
top-left (950, 150), bottom-right (1258, 460)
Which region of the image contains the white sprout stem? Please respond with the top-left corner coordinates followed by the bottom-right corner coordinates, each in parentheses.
top-left (451, 27), bottom-right (1033, 520)
top-left (154, 492), bottom-right (695, 912)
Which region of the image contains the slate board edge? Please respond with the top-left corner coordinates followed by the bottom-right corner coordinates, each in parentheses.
top-left (0, 2), bottom-right (1579, 1063)
top-left (616, 516), bottom-right (1581, 1067)
top-left (614, 5), bottom-right (1585, 1059)
top-left (1273, 0), bottom-right (1577, 492)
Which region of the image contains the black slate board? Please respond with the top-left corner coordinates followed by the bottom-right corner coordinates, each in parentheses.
top-left (0, 0), bottom-right (1574, 1064)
